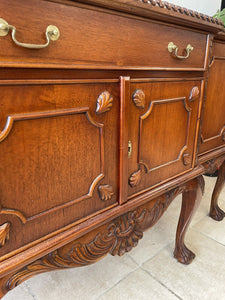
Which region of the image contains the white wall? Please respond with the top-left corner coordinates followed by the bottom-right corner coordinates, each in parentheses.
top-left (167, 0), bottom-right (221, 16)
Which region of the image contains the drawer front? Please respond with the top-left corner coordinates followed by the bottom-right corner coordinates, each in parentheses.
top-left (128, 79), bottom-right (203, 199)
top-left (0, 80), bottom-right (119, 257)
top-left (0, 0), bottom-right (207, 70)
top-left (199, 51), bottom-right (225, 155)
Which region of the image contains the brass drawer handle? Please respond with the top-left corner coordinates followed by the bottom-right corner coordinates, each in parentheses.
top-left (0, 18), bottom-right (60, 49)
top-left (168, 42), bottom-right (194, 60)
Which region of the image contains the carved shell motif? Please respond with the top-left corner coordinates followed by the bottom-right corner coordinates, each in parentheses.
top-left (189, 86), bottom-right (199, 102)
top-left (132, 89), bottom-right (145, 108)
top-left (222, 131), bottom-right (225, 142)
top-left (96, 91), bottom-right (113, 114)
top-left (183, 153), bottom-right (191, 166)
top-left (98, 185), bottom-right (114, 201)
top-left (129, 169), bottom-right (142, 187)
top-left (0, 222), bottom-right (10, 247)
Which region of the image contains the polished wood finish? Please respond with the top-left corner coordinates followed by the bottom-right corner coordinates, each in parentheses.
top-left (0, 0), bottom-right (224, 298)
top-left (174, 176), bottom-right (204, 264)
top-left (208, 159), bottom-right (225, 221)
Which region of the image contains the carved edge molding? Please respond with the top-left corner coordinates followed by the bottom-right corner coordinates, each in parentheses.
top-left (98, 185), bottom-right (114, 201)
top-left (3, 185), bottom-right (185, 294)
top-left (137, 0), bottom-right (224, 26)
top-left (0, 222), bottom-right (10, 247)
top-left (96, 91), bottom-right (113, 114)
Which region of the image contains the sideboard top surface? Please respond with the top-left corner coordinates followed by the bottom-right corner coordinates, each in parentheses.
top-left (47, 0), bottom-right (225, 33)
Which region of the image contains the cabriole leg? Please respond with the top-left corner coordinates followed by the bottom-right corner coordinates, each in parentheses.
top-left (209, 161), bottom-right (225, 221)
top-left (174, 176), bottom-right (204, 265)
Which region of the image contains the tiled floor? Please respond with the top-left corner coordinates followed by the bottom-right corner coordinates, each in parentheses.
top-left (3, 176), bottom-right (225, 300)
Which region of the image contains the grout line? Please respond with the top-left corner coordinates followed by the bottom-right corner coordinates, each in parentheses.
top-left (95, 266), bottom-right (139, 300)
top-left (95, 260), bottom-right (140, 300)
top-left (24, 282), bottom-right (37, 300)
top-left (191, 226), bottom-right (225, 248)
top-left (140, 267), bottom-right (183, 300)
top-left (127, 253), bottom-right (141, 266)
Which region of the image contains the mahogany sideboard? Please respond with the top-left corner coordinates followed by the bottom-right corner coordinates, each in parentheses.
top-left (0, 0), bottom-right (224, 298)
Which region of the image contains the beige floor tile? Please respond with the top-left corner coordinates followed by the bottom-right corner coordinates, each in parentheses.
top-left (98, 268), bottom-right (178, 300)
top-left (128, 214), bottom-right (177, 265)
top-left (18, 253), bottom-right (138, 300)
top-left (3, 282), bottom-right (34, 300)
top-left (193, 213), bottom-right (225, 245)
top-left (142, 229), bottom-right (225, 300)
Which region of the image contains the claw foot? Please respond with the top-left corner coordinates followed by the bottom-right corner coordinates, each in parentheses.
top-left (174, 244), bottom-right (195, 265)
top-left (209, 205), bottom-right (225, 221)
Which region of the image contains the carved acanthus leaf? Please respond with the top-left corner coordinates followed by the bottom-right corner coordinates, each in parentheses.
top-left (98, 185), bottom-right (114, 201)
top-left (0, 222), bottom-right (10, 247)
top-left (189, 86), bottom-right (199, 102)
top-left (5, 185), bottom-right (185, 293)
top-left (96, 91), bottom-right (113, 114)
top-left (183, 153), bottom-right (191, 166)
top-left (132, 89), bottom-right (145, 108)
top-left (129, 169), bottom-right (142, 187)
top-left (203, 155), bottom-right (225, 174)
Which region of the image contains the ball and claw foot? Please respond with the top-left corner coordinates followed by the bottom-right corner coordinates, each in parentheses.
top-left (174, 244), bottom-right (195, 265)
top-left (209, 205), bottom-right (225, 221)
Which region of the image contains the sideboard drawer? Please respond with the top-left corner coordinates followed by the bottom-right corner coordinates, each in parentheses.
top-left (0, 80), bottom-right (119, 258)
top-left (0, 0), bottom-right (207, 70)
top-left (128, 79), bottom-right (203, 198)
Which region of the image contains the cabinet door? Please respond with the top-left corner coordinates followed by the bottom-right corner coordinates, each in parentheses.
top-left (127, 79), bottom-right (203, 200)
top-left (0, 80), bottom-right (119, 257)
top-left (199, 58), bottom-right (225, 155)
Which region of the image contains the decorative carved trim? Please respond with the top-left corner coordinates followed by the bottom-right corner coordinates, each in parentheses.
top-left (0, 208), bottom-right (27, 224)
top-left (0, 222), bottom-right (10, 247)
top-left (137, 0), bottom-right (224, 26)
top-left (96, 91), bottom-right (113, 114)
top-left (139, 97), bottom-right (191, 173)
top-left (98, 185), bottom-right (114, 201)
top-left (201, 126), bottom-right (225, 144)
top-left (5, 186), bottom-right (184, 292)
top-left (0, 108), bottom-right (105, 221)
top-left (129, 169), bottom-right (142, 187)
top-left (132, 89), bottom-right (145, 108)
top-left (183, 153), bottom-right (191, 166)
top-left (203, 155), bottom-right (225, 175)
top-left (189, 86), bottom-right (199, 102)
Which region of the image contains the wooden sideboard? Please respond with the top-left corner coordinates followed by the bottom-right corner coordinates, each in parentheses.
top-left (0, 0), bottom-right (224, 298)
